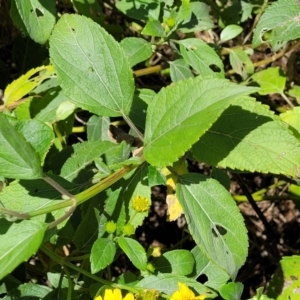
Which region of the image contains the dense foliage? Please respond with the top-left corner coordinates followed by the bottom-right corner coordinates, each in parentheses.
top-left (1, 0), bottom-right (300, 299)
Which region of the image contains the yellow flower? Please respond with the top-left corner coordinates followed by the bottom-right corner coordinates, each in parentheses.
top-left (94, 289), bottom-right (134, 300)
top-left (170, 283), bottom-right (205, 300)
top-left (132, 195), bottom-right (150, 212)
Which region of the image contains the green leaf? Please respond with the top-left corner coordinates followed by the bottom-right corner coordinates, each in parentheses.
top-left (178, 2), bottom-right (213, 33)
top-left (120, 37), bottom-right (152, 67)
top-left (0, 174), bottom-right (78, 225)
top-left (134, 88), bottom-right (156, 105)
top-left (178, 38), bottom-right (224, 77)
top-left (169, 59), bottom-right (194, 82)
top-left (192, 97), bottom-right (300, 177)
top-left (90, 238), bottom-right (116, 273)
top-left (55, 100), bottom-right (76, 121)
top-left (0, 219), bottom-right (47, 280)
top-left (211, 168), bottom-right (230, 191)
top-left (15, 119), bottom-right (54, 164)
top-left (0, 114), bottom-right (42, 179)
top-left (280, 107), bottom-right (300, 133)
top-left (117, 237), bottom-right (148, 271)
top-left (250, 67), bottom-right (286, 95)
top-left (121, 164), bottom-right (150, 229)
top-left (137, 274), bottom-right (215, 297)
top-left (288, 85), bottom-right (300, 105)
top-left (0, 275), bottom-right (21, 295)
top-left (60, 141), bottom-right (117, 183)
top-left (142, 20), bottom-right (166, 37)
top-left (12, 0), bottom-right (56, 44)
top-left (42, 288), bottom-right (71, 300)
top-left (87, 115), bottom-right (111, 141)
top-left (116, 0), bottom-right (160, 21)
top-left (102, 141), bottom-right (131, 169)
top-left (177, 174), bottom-right (248, 279)
top-left (241, 1), bottom-right (254, 22)
top-left (4, 283), bottom-right (51, 299)
top-left (220, 25), bottom-right (243, 42)
top-left (144, 77), bottom-right (257, 167)
top-left (129, 90), bottom-right (149, 131)
top-left (15, 86), bottom-right (69, 123)
top-left (47, 272), bottom-right (69, 288)
top-left (190, 246), bottom-right (230, 291)
top-left (229, 49), bottom-right (254, 80)
top-left (72, 0), bottom-right (104, 24)
top-left (73, 201), bottom-right (102, 252)
top-left (252, 0), bottom-right (300, 49)
top-left (154, 250), bottom-right (194, 276)
top-left (3, 65), bottom-right (55, 105)
top-left (49, 14), bottom-right (134, 117)
top-left (267, 256), bottom-right (300, 299)
top-left (219, 282), bottom-right (244, 300)
top-left (10, 0), bottom-right (28, 36)
top-left (148, 165), bottom-right (166, 187)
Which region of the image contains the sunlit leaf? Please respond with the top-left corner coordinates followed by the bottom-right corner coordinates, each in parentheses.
top-left (120, 37), bottom-right (152, 67)
top-left (144, 77), bottom-right (257, 167)
top-left (0, 115), bottom-right (42, 179)
top-left (90, 238), bottom-right (116, 273)
top-left (252, 0), bottom-right (300, 49)
top-left (12, 0), bottom-right (56, 44)
top-left (193, 97), bottom-right (300, 177)
top-left (49, 14), bottom-right (134, 117)
top-left (0, 219), bottom-right (47, 280)
top-left (117, 237), bottom-right (148, 271)
top-left (3, 65), bottom-right (55, 105)
top-left (177, 174), bottom-right (248, 279)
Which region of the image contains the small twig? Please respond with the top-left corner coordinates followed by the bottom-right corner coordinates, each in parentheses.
top-left (122, 114), bottom-right (144, 142)
top-left (234, 174), bottom-right (280, 260)
top-left (133, 65), bottom-right (162, 77)
top-left (280, 92), bottom-right (294, 108)
top-left (42, 174), bottom-right (77, 229)
top-left (243, 0), bottom-right (269, 45)
top-left (227, 41), bottom-right (300, 76)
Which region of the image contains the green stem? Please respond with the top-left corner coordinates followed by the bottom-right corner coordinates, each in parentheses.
top-left (123, 114), bottom-right (144, 142)
top-left (76, 164), bottom-right (138, 204)
top-left (65, 254), bottom-right (90, 261)
top-left (251, 180), bottom-right (286, 196)
top-left (63, 267), bottom-right (73, 300)
top-left (41, 245), bottom-right (141, 294)
top-left (234, 194), bottom-right (300, 202)
top-left (28, 164), bottom-right (139, 219)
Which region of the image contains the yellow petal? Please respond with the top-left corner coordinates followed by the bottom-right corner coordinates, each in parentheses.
top-left (170, 290), bottom-right (183, 300)
top-left (112, 289), bottom-right (123, 300)
top-left (124, 293), bottom-right (135, 300)
top-left (166, 194), bottom-right (183, 221)
top-left (178, 283), bottom-right (196, 299)
top-left (94, 296), bottom-right (103, 300)
top-left (104, 289), bottom-right (113, 300)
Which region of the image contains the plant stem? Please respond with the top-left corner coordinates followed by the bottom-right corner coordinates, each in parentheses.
top-left (42, 174), bottom-right (77, 229)
top-left (41, 245), bottom-right (141, 294)
top-left (234, 174), bottom-right (280, 260)
top-left (134, 65), bottom-right (162, 77)
top-left (122, 114), bottom-right (144, 142)
top-left (75, 163), bottom-right (139, 204)
top-left (227, 41), bottom-right (300, 76)
top-left (63, 267), bottom-right (73, 300)
top-left (280, 92), bottom-right (294, 108)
